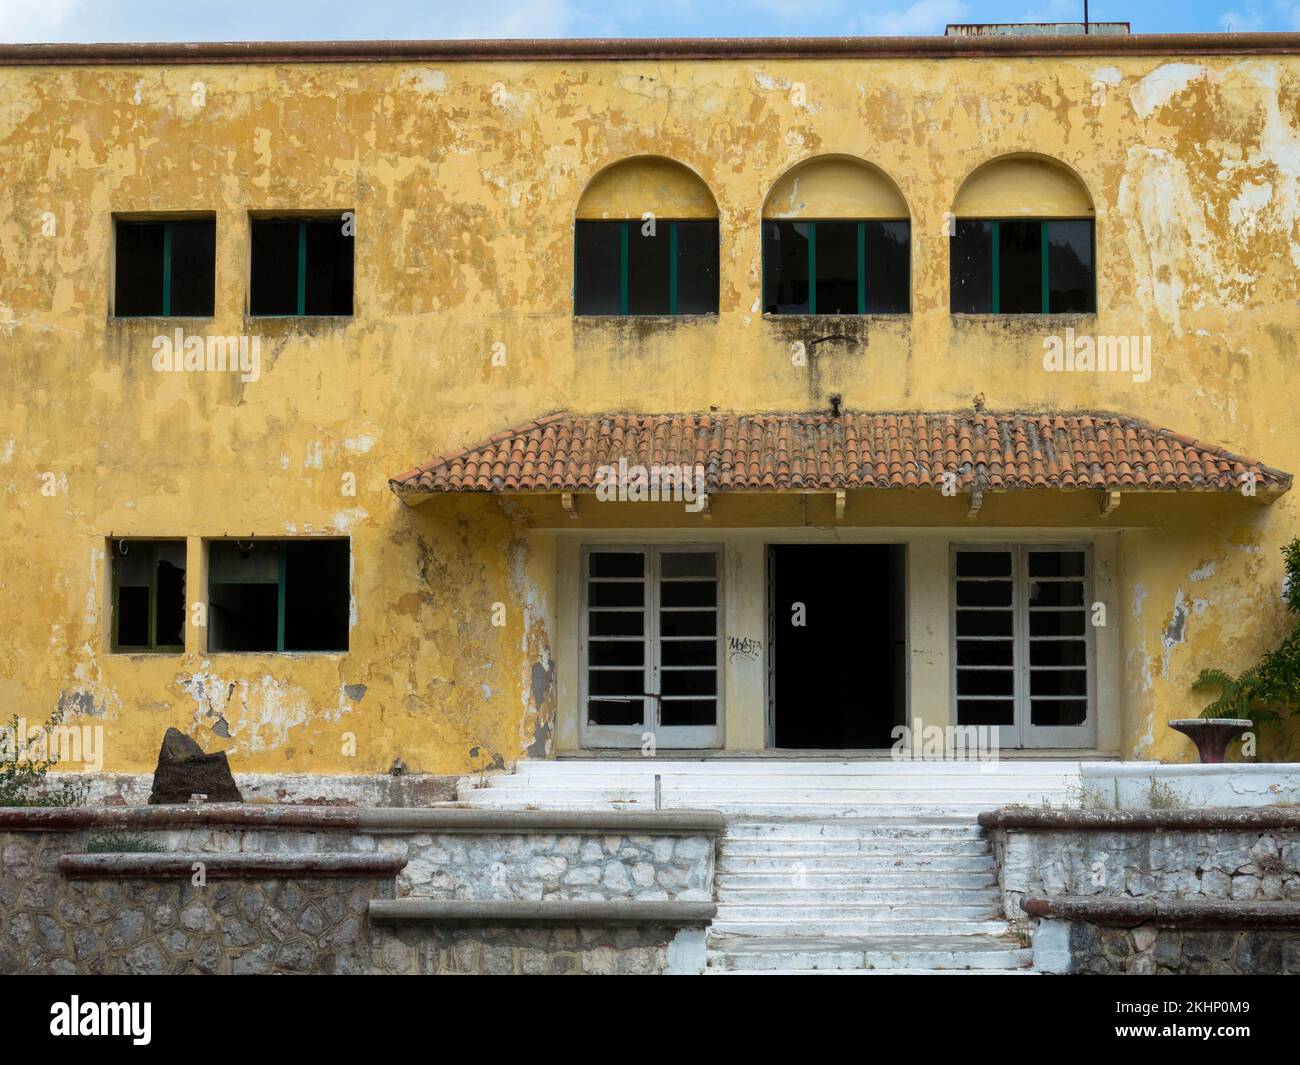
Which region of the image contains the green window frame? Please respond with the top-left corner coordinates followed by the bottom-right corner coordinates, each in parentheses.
top-left (113, 217), bottom-right (216, 318)
top-left (207, 539), bottom-right (350, 653)
top-left (573, 219), bottom-right (719, 317)
top-left (249, 215), bottom-right (354, 317)
top-left (761, 219), bottom-right (909, 315)
top-left (110, 539), bottom-right (187, 654)
top-left (953, 218), bottom-right (1096, 314)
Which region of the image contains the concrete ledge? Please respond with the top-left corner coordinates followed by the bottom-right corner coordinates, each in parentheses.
top-left (979, 807), bottom-right (1300, 831)
top-left (0, 805), bottom-right (726, 835)
top-left (368, 899), bottom-right (717, 925)
top-left (1021, 895), bottom-right (1300, 929)
top-left (58, 852), bottom-right (409, 879)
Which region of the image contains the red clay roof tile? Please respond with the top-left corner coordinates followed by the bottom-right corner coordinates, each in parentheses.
top-left (389, 411), bottom-right (1292, 498)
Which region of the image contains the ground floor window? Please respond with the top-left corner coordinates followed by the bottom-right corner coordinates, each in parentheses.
top-left (582, 544), bottom-right (721, 744)
top-left (111, 539), bottom-right (186, 652)
top-left (953, 545), bottom-right (1092, 741)
top-left (208, 539), bottom-right (350, 653)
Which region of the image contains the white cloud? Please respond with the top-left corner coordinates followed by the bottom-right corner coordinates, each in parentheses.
top-left (866, 0), bottom-right (968, 35)
top-left (0, 0), bottom-right (83, 42)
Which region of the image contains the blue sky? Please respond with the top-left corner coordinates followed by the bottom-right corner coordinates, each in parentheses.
top-left (0, 0), bottom-right (1296, 42)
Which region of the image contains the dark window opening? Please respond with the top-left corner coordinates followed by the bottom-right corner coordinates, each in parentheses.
top-left (574, 220), bottom-right (718, 316)
top-left (114, 219), bottom-right (215, 317)
top-left (250, 216), bottom-right (354, 316)
top-left (208, 539), bottom-right (349, 653)
top-left (111, 539), bottom-right (186, 652)
top-left (770, 544), bottom-right (906, 749)
top-left (763, 219), bottom-right (909, 315)
top-left (950, 218), bottom-right (1095, 314)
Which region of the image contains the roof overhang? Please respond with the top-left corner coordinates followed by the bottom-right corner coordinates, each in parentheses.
top-left (388, 410), bottom-right (1293, 510)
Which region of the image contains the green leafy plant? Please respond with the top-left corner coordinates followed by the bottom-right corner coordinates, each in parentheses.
top-left (1190, 537), bottom-right (1300, 727)
top-left (85, 831), bottom-right (163, 853)
top-left (0, 712), bottom-right (89, 807)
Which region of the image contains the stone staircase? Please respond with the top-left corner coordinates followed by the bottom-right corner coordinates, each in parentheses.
top-left (457, 759), bottom-right (1082, 973)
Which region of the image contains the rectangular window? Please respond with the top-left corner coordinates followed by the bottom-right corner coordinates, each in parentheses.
top-left (250, 216), bottom-right (354, 316)
top-left (953, 546), bottom-right (1091, 735)
top-left (208, 540), bottom-right (349, 653)
top-left (111, 539), bottom-right (186, 652)
top-left (950, 218), bottom-right (1095, 314)
top-left (583, 546), bottom-right (721, 732)
top-left (574, 220), bottom-right (718, 316)
top-left (114, 218), bottom-right (215, 317)
top-left (762, 220), bottom-right (909, 315)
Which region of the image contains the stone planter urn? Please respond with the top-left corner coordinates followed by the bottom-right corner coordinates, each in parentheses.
top-left (1168, 718), bottom-right (1253, 763)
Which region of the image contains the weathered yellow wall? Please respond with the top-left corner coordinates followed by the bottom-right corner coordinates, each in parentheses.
top-left (0, 52), bottom-right (1297, 772)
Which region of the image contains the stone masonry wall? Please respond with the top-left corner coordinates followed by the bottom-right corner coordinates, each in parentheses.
top-left (70, 826), bottom-right (715, 902)
top-left (990, 828), bottom-right (1300, 923)
top-left (0, 832), bottom-right (694, 975)
top-left (1059, 922), bottom-right (1300, 975)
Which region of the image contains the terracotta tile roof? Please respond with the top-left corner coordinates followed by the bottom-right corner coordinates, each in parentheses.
top-left (389, 411), bottom-right (1292, 498)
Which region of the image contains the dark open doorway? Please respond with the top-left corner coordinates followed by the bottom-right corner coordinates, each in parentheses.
top-left (769, 544), bottom-right (907, 749)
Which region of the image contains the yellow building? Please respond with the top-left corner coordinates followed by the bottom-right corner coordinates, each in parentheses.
top-left (1, 29), bottom-right (1299, 786)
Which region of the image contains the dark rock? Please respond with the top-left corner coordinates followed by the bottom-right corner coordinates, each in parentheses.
top-left (148, 728), bottom-right (242, 804)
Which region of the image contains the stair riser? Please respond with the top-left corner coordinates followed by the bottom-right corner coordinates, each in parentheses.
top-left (719, 857), bottom-right (995, 873)
top-left (720, 872), bottom-right (997, 889)
top-left (718, 888), bottom-right (1000, 905)
top-left (711, 920), bottom-right (1012, 936)
top-left (721, 841), bottom-right (990, 856)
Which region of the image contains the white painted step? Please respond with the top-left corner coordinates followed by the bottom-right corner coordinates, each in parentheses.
top-left (718, 854), bottom-right (996, 873)
top-left (711, 919), bottom-right (1013, 936)
top-left (719, 870), bottom-right (998, 889)
top-left (706, 934), bottom-right (1032, 972)
top-left (718, 886), bottom-right (999, 905)
top-left (720, 838), bottom-right (989, 856)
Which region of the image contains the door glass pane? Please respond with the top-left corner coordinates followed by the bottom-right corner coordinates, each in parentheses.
top-left (659, 550), bottom-right (717, 731)
top-left (1025, 549), bottom-right (1089, 730)
top-left (586, 549), bottom-right (646, 728)
top-left (814, 221), bottom-right (859, 314)
top-left (958, 700), bottom-right (1014, 726)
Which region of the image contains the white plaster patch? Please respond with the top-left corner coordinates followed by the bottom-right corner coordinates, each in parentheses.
top-left (1228, 180), bottom-right (1274, 240)
top-left (344, 435), bottom-right (375, 454)
top-left (1131, 582), bottom-right (1148, 618)
top-left (401, 67), bottom-right (447, 94)
top-left (1189, 561), bottom-right (1216, 582)
top-left (1130, 63), bottom-right (1209, 119)
top-left (328, 508), bottom-right (367, 533)
top-left (1091, 66), bottom-right (1122, 87)
top-left (84, 546), bottom-right (102, 627)
top-left (0, 438), bottom-right (13, 464)
top-left (1161, 588), bottom-right (1190, 678)
top-left (304, 442), bottom-right (323, 469)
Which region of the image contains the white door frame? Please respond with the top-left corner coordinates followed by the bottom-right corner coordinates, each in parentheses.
top-left (579, 543), bottom-right (723, 749)
top-left (951, 542), bottom-right (1096, 749)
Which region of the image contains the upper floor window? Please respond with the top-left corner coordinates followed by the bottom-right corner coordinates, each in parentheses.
top-left (762, 157), bottom-right (910, 315)
top-left (250, 214), bottom-right (354, 316)
top-left (114, 216), bottom-right (215, 317)
top-left (574, 158), bottom-right (718, 316)
top-left (950, 155), bottom-right (1095, 315)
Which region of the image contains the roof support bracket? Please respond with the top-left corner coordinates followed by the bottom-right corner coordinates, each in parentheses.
top-left (967, 489), bottom-right (984, 519)
top-left (561, 491), bottom-right (578, 518)
top-left (1101, 489), bottom-right (1122, 516)
top-left (834, 489), bottom-right (846, 521)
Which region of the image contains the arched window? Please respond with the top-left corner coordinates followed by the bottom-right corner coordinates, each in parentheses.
top-left (573, 157), bottom-right (719, 316)
top-left (762, 156), bottom-right (910, 315)
top-left (950, 155), bottom-right (1095, 314)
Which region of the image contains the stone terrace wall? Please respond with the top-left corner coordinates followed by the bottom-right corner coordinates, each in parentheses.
top-left (0, 807), bottom-right (722, 975)
top-left (980, 809), bottom-right (1300, 924)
